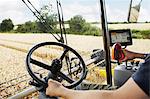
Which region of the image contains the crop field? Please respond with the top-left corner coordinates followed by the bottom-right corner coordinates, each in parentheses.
top-left (108, 23), bottom-right (150, 30)
top-left (0, 33), bottom-right (150, 98)
top-left (92, 23), bottom-right (150, 30)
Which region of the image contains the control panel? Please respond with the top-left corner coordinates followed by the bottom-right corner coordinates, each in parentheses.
top-left (114, 60), bottom-right (141, 87)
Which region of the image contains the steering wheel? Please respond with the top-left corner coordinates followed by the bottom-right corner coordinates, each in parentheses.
top-left (26, 42), bottom-right (87, 89)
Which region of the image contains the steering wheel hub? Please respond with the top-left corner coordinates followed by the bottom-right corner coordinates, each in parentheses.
top-left (51, 59), bottom-right (62, 74)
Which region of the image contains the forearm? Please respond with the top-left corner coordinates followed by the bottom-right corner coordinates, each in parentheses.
top-left (61, 88), bottom-right (114, 99)
top-left (46, 80), bottom-right (115, 99)
top-left (127, 50), bottom-right (147, 59)
top-left (74, 90), bottom-right (114, 99)
top-left (133, 52), bottom-right (145, 59)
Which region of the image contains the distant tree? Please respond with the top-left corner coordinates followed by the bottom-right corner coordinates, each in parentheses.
top-left (68, 15), bottom-right (86, 33)
top-left (16, 24), bottom-right (25, 33)
top-left (16, 4), bottom-right (57, 33)
top-left (24, 21), bottom-right (37, 33)
top-left (36, 5), bottom-right (57, 33)
top-left (16, 21), bottom-right (38, 33)
top-left (82, 23), bottom-right (101, 36)
top-left (0, 18), bottom-right (14, 32)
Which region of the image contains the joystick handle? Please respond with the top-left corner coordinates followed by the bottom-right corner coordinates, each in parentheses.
top-left (112, 43), bottom-right (125, 61)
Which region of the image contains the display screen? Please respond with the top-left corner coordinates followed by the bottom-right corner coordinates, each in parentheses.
top-left (109, 29), bottom-right (132, 46)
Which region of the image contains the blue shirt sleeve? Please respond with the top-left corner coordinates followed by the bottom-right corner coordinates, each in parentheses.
top-left (132, 55), bottom-right (150, 96)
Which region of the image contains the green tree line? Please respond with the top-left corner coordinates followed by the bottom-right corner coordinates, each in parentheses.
top-left (0, 15), bottom-right (101, 36)
top-left (0, 16), bottom-right (149, 39)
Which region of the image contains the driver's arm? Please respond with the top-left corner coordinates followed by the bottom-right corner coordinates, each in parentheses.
top-left (121, 49), bottom-right (148, 61)
top-left (46, 78), bottom-right (149, 99)
top-left (46, 50), bottom-right (149, 99)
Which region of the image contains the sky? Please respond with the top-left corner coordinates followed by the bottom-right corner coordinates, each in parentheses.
top-left (0, 0), bottom-right (150, 25)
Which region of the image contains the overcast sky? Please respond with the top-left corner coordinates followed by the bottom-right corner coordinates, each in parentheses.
top-left (0, 0), bottom-right (150, 25)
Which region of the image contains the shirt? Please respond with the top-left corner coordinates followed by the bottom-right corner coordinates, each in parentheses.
top-left (132, 54), bottom-right (150, 96)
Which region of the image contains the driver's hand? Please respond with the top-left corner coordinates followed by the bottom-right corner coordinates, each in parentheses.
top-left (46, 79), bottom-right (65, 97)
top-left (120, 49), bottom-right (135, 62)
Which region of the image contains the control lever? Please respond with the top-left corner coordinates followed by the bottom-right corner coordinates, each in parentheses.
top-left (29, 72), bottom-right (43, 88)
top-left (29, 80), bottom-right (41, 87)
top-left (91, 49), bottom-right (105, 64)
top-left (135, 61), bottom-right (140, 66)
top-left (29, 75), bottom-right (58, 99)
top-left (112, 43), bottom-right (125, 64)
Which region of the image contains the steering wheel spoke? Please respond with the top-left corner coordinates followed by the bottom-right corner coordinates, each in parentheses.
top-left (59, 49), bottom-right (69, 60)
top-left (30, 58), bottom-right (52, 70)
top-left (57, 71), bottom-right (74, 83)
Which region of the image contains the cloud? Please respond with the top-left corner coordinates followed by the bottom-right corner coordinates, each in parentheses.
top-left (0, 0), bottom-right (150, 25)
top-left (106, 4), bottom-right (128, 22)
top-left (101, 3), bottom-right (150, 22)
top-left (62, 1), bottom-right (100, 22)
top-left (0, 0), bottom-right (40, 25)
top-left (138, 7), bottom-right (150, 22)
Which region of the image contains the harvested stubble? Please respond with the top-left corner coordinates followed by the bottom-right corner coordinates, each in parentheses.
top-left (0, 34), bottom-right (150, 98)
top-left (0, 41), bottom-right (92, 98)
